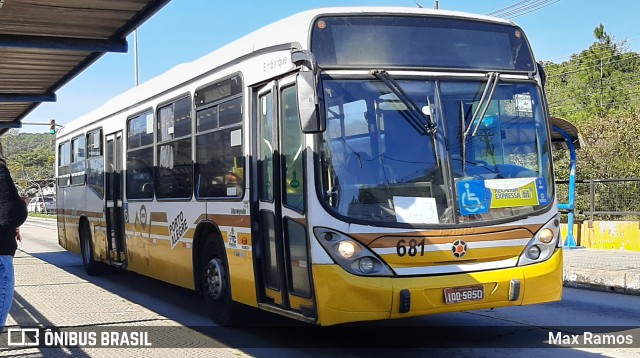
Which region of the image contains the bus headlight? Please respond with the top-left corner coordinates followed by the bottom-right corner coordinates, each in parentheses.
top-left (517, 216), bottom-right (560, 266)
top-left (538, 228), bottom-right (554, 244)
top-left (338, 241), bottom-right (358, 259)
top-left (314, 227), bottom-right (394, 277)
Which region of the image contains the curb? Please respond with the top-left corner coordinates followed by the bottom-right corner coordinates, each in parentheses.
top-left (563, 267), bottom-right (640, 295)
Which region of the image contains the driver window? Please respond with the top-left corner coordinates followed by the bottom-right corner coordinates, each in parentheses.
top-left (281, 86), bottom-right (305, 212)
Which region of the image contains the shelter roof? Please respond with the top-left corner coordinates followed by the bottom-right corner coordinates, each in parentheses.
top-left (0, 0), bottom-right (169, 135)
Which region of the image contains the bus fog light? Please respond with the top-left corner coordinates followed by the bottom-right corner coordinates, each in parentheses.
top-left (358, 257), bottom-right (375, 274)
top-left (538, 228), bottom-right (554, 244)
top-left (338, 241), bottom-right (357, 259)
top-left (526, 245), bottom-right (541, 260)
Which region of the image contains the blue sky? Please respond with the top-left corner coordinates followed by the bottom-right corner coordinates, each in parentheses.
top-left (20, 0), bottom-right (640, 132)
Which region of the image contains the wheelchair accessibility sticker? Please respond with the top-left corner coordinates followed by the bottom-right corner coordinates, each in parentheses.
top-left (458, 177), bottom-right (549, 215)
top-left (457, 180), bottom-right (488, 215)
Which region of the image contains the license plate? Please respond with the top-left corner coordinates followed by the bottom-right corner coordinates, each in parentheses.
top-left (444, 285), bottom-right (485, 304)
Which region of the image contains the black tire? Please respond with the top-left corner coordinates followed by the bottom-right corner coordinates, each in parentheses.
top-left (201, 236), bottom-right (241, 326)
top-left (80, 222), bottom-right (102, 276)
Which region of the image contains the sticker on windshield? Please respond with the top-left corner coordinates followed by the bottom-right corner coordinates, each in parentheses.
top-left (457, 180), bottom-right (488, 216)
top-left (515, 94), bottom-right (533, 113)
top-left (393, 196), bottom-right (440, 224)
top-left (535, 177), bottom-right (549, 205)
top-left (485, 177), bottom-right (546, 208)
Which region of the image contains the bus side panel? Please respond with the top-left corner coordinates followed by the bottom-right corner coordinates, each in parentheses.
top-left (85, 188), bottom-right (108, 263)
top-left (145, 237), bottom-right (194, 289)
top-left (56, 188), bottom-right (67, 250)
top-left (204, 210), bottom-right (258, 308)
top-left (122, 205), bottom-right (259, 299)
top-left (124, 201), bottom-right (198, 290)
top-left (92, 216), bottom-right (108, 262)
top-left (61, 185), bottom-right (87, 255)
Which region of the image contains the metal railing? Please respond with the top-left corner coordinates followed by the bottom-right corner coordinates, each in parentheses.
top-left (556, 178), bottom-right (640, 221)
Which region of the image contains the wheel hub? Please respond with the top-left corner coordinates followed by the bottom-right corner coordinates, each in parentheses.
top-left (205, 258), bottom-right (225, 300)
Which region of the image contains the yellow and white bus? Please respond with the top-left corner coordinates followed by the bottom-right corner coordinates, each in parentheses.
top-left (55, 7), bottom-right (562, 326)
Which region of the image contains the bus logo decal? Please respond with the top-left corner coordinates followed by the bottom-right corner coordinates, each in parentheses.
top-left (451, 240), bottom-right (468, 258)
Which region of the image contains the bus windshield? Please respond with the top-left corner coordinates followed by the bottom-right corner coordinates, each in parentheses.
top-left (319, 78), bottom-right (552, 226)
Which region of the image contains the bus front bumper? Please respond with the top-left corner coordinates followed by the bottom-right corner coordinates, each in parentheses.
top-left (313, 249), bottom-right (563, 326)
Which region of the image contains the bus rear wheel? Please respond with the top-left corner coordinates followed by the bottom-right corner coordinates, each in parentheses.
top-left (201, 237), bottom-right (240, 325)
top-left (80, 222), bottom-right (102, 276)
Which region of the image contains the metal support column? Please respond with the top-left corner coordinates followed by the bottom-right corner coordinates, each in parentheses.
top-left (553, 126), bottom-right (577, 247)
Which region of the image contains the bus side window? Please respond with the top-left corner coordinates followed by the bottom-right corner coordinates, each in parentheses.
top-left (126, 110), bottom-right (155, 200)
top-left (156, 97), bottom-right (193, 199)
top-left (195, 96), bottom-right (244, 200)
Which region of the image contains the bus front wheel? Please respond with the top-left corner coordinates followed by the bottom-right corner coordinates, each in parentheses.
top-left (201, 237), bottom-right (239, 325)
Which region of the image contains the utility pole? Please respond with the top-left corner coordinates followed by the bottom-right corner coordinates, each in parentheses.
top-left (599, 58), bottom-right (604, 110)
top-left (134, 29), bottom-right (140, 87)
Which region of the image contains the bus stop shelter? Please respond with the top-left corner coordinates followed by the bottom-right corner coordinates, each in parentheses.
top-left (0, 0), bottom-right (170, 135)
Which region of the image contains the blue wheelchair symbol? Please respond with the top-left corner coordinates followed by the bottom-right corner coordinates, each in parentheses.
top-left (457, 181), bottom-right (488, 216)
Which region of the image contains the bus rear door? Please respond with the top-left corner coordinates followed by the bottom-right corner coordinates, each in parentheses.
top-left (105, 131), bottom-right (126, 265)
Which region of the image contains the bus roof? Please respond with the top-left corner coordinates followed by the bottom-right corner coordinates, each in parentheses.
top-left (58, 7), bottom-right (516, 137)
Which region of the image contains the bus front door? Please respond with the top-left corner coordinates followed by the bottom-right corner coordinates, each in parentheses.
top-left (255, 78), bottom-right (315, 320)
top-left (105, 131), bottom-right (126, 265)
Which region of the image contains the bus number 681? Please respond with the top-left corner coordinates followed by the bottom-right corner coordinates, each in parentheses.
top-left (396, 238), bottom-right (426, 257)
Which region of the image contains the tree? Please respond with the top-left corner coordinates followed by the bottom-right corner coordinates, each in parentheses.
top-left (545, 25), bottom-right (640, 122)
top-left (544, 24), bottom-right (640, 176)
top-left (0, 131), bottom-right (55, 196)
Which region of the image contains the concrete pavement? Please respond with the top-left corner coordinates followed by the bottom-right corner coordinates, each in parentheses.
top-left (1, 229), bottom-right (245, 356)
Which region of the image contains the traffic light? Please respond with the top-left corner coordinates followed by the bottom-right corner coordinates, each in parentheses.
top-left (49, 119), bottom-right (56, 134)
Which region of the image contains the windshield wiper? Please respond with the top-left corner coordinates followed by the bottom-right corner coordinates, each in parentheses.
top-left (465, 72), bottom-right (500, 137)
top-left (371, 70), bottom-right (436, 136)
top-left (371, 70), bottom-right (440, 168)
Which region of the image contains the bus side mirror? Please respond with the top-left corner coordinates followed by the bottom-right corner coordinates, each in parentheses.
top-left (537, 62), bottom-right (547, 88)
top-left (296, 70), bottom-right (325, 133)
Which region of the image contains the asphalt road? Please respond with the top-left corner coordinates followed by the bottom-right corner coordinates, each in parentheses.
top-left (10, 217), bottom-right (640, 357)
